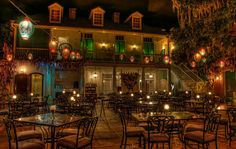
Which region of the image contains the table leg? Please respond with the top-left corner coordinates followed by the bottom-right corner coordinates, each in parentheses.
top-left (51, 126), bottom-right (55, 149)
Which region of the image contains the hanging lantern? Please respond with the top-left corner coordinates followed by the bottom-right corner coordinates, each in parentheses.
top-left (130, 56), bottom-right (135, 62)
top-left (149, 56), bottom-right (154, 62)
top-left (57, 52), bottom-right (62, 60)
top-left (169, 59), bottom-right (172, 64)
top-left (219, 60), bottom-right (225, 68)
top-left (6, 53), bottom-right (13, 61)
top-left (49, 38), bottom-right (58, 54)
top-left (62, 47), bottom-right (70, 59)
top-left (27, 53), bottom-right (33, 60)
top-left (70, 51), bottom-right (76, 60)
top-left (120, 54), bottom-right (124, 60)
top-left (19, 17), bottom-right (34, 40)
top-left (163, 55), bottom-right (170, 64)
top-left (144, 56), bottom-right (149, 64)
top-left (75, 51), bottom-right (81, 60)
top-left (194, 53), bottom-right (202, 62)
top-left (191, 61), bottom-right (196, 68)
top-left (199, 48), bottom-right (206, 56)
top-left (201, 57), bottom-right (207, 63)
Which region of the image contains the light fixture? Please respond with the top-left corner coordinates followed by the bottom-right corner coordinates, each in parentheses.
top-left (131, 93), bottom-right (134, 97)
top-left (62, 90), bottom-right (66, 94)
top-left (73, 90), bottom-right (76, 95)
top-left (164, 104), bottom-right (170, 110)
top-left (185, 91), bottom-right (189, 94)
top-left (27, 53), bottom-right (33, 60)
top-left (93, 72), bottom-right (98, 78)
top-left (194, 53), bottom-right (202, 62)
top-left (139, 90), bottom-right (142, 93)
top-left (208, 92), bottom-right (212, 95)
top-left (6, 53), bottom-right (13, 61)
top-left (19, 17), bottom-right (34, 40)
top-left (154, 91), bottom-right (158, 94)
top-left (199, 48), bottom-right (206, 56)
top-left (149, 74), bottom-right (153, 78)
top-left (30, 93), bottom-right (34, 96)
top-left (168, 92), bottom-right (172, 96)
top-left (196, 95), bottom-right (200, 99)
top-left (76, 93), bottom-right (80, 97)
top-left (119, 91), bottom-right (122, 94)
top-left (12, 95), bottom-right (17, 99)
top-left (147, 95), bottom-right (150, 99)
top-left (70, 96), bottom-right (75, 101)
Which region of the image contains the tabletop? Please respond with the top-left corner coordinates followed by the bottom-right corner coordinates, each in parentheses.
top-left (14, 113), bottom-right (82, 127)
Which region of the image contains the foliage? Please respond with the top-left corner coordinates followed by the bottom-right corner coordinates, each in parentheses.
top-left (121, 72), bottom-right (139, 92)
top-left (170, 0), bottom-right (236, 80)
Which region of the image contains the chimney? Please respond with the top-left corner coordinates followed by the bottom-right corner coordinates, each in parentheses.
top-left (113, 12), bottom-right (120, 24)
top-left (69, 8), bottom-right (77, 20)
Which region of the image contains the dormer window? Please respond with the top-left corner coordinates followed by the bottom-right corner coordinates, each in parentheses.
top-left (89, 7), bottom-right (105, 27)
top-left (125, 11), bottom-right (143, 30)
top-left (48, 3), bottom-right (63, 23)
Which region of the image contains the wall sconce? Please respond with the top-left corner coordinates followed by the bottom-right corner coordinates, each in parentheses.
top-left (93, 72), bottom-right (98, 78)
top-left (19, 66), bottom-right (26, 73)
top-left (100, 42), bottom-right (108, 49)
top-left (131, 44), bottom-right (137, 50)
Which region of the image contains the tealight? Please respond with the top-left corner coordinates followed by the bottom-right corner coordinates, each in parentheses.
top-left (76, 94), bottom-right (80, 97)
top-left (119, 91), bottom-right (122, 94)
top-left (208, 92), bottom-right (212, 95)
top-left (140, 90), bottom-right (142, 93)
top-left (12, 95), bottom-right (17, 99)
top-left (168, 92), bottom-right (172, 96)
top-left (163, 90), bottom-right (166, 93)
top-left (70, 96), bottom-right (75, 101)
top-left (73, 90), bottom-right (76, 95)
top-left (30, 93), bottom-right (34, 96)
top-left (131, 93), bottom-right (134, 97)
top-left (147, 95), bottom-right (150, 99)
top-left (196, 95), bottom-right (200, 99)
top-left (62, 90), bottom-right (66, 94)
top-left (149, 102), bottom-right (153, 105)
top-left (154, 91), bottom-right (157, 94)
top-left (185, 91), bottom-right (189, 94)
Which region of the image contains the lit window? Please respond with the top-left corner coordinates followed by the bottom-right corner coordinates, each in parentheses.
top-left (132, 18), bottom-right (141, 29)
top-left (93, 13), bottom-right (103, 26)
top-left (51, 10), bottom-right (60, 22)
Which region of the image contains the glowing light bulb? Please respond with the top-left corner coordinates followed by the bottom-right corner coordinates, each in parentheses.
top-left (164, 104), bottom-right (170, 110)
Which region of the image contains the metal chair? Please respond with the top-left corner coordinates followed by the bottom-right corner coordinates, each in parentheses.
top-left (144, 115), bottom-right (174, 149)
top-left (227, 107), bottom-right (236, 146)
top-left (56, 116), bottom-right (98, 149)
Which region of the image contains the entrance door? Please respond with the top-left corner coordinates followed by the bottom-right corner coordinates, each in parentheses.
top-left (15, 74), bottom-right (28, 96)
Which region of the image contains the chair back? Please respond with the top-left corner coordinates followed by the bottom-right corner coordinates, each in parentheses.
top-left (147, 116), bottom-right (174, 138)
top-left (228, 107), bottom-right (236, 125)
top-left (4, 119), bottom-right (18, 149)
top-left (118, 110), bottom-right (127, 135)
top-left (75, 116), bottom-right (98, 147)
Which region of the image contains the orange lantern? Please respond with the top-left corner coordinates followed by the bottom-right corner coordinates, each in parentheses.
top-left (62, 47), bottom-right (70, 59)
top-left (191, 61), bottom-right (196, 68)
top-left (130, 56), bottom-right (135, 62)
top-left (219, 60), bottom-right (225, 68)
top-left (6, 53), bottom-right (13, 61)
top-left (75, 52), bottom-right (81, 60)
top-left (70, 51), bottom-right (76, 60)
top-left (199, 48), bottom-right (206, 56)
top-left (149, 56), bottom-right (154, 62)
top-left (28, 53), bottom-right (33, 60)
top-left (163, 55), bottom-right (170, 64)
top-left (194, 53), bottom-right (202, 62)
top-left (144, 56), bottom-right (149, 64)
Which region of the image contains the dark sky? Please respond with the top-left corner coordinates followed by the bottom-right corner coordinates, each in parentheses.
top-left (0, 0), bottom-right (178, 29)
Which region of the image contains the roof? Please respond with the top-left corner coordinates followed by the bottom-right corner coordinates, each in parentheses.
top-left (48, 2), bottom-right (63, 10)
top-left (125, 11), bottom-right (143, 23)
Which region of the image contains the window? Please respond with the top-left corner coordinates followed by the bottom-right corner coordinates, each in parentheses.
top-left (115, 36), bottom-right (125, 54)
top-left (143, 37), bottom-right (154, 55)
top-left (51, 10), bottom-right (60, 22)
top-left (93, 13), bottom-right (103, 26)
top-left (132, 18), bottom-right (141, 29)
top-left (81, 33), bottom-right (94, 53)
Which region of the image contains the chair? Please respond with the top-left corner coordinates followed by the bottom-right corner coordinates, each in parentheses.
top-left (183, 114), bottom-right (221, 149)
top-left (227, 107), bottom-right (236, 146)
top-left (118, 110), bottom-right (145, 149)
top-left (4, 119), bottom-right (45, 149)
top-left (144, 116), bottom-right (174, 149)
top-left (56, 116), bottom-right (98, 149)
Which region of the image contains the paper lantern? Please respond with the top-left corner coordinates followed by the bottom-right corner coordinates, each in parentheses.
top-left (219, 60), bottom-right (225, 68)
top-left (191, 61), bottom-right (196, 68)
top-left (199, 48), bottom-right (206, 56)
top-left (144, 56), bottom-right (149, 64)
top-left (168, 59), bottom-right (172, 64)
top-left (62, 47), bottom-right (70, 59)
top-left (70, 51), bottom-right (76, 60)
top-left (6, 53), bottom-right (13, 61)
top-left (27, 53), bottom-right (33, 60)
top-left (149, 56), bottom-right (154, 62)
top-left (130, 56), bottom-right (135, 62)
top-left (19, 17), bottom-right (34, 40)
top-left (75, 52), bottom-right (81, 60)
top-left (163, 55), bottom-right (170, 64)
top-left (194, 53), bottom-right (202, 62)
top-left (120, 54), bottom-right (124, 60)
top-left (201, 57), bottom-right (207, 63)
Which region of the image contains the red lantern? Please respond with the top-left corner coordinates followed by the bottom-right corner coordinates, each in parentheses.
top-left (191, 61), bottom-right (196, 68)
top-left (163, 55), bottom-right (170, 64)
top-left (201, 57), bottom-right (207, 63)
top-left (144, 56), bottom-right (149, 64)
top-left (62, 47), bottom-right (70, 59)
top-left (70, 51), bottom-right (76, 60)
top-left (194, 53), bottom-right (202, 62)
top-left (19, 17), bottom-right (34, 40)
top-left (169, 59), bottom-right (172, 64)
top-left (219, 60), bottom-right (225, 68)
top-left (50, 48), bottom-right (57, 54)
top-left (130, 56), bottom-right (135, 62)
top-left (6, 53), bottom-right (13, 61)
top-left (199, 48), bottom-right (206, 56)
top-left (28, 53), bottom-right (33, 60)
top-left (120, 54), bottom-right (124, 60)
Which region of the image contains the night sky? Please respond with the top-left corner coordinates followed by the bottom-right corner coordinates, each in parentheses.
top-left (0, 0), bottom-right (178, 29)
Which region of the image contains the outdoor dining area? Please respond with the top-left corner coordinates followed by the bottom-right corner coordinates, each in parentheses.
top-left (0, 90), bottom-right (236, 149)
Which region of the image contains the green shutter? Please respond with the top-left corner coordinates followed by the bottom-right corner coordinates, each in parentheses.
top-left (143, 43), bottom-right (149, 55)
top-left (115, 41), bottom-right (125, 54)
top-left (149, 43), bottom-right (154, 55)
top-left (119, 41), bottom-right (125, 53)
top-left (87, 39), bottom-right (93, 52)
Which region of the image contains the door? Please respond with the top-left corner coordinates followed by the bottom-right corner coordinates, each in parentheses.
top-left (30, 73), bottom-right (43, 97)
top-left (15, 74), bottom-right (28, 95)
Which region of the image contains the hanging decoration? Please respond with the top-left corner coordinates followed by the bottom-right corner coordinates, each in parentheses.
top-left (130, 56), bottom-right (135, 63)
top-left (49, 38), bottom-right (58, 54)
top-left (62, 47), bottom-right (70, 59)
top-left (218, 60), bottom-right (225, 68)
top-left (6, 53), bottom-right (13, 62)
top-left (70, 51), bottom-right (76, 60)
top-left (120, 54), bottom-right (125, 60)
top-left (191, 61), bottom-right (196, 68)
top-left (163, 55), bottom-right (170, 64)
top-left (19, 17), bottom-right (34, 40)
top-left (199, 48), bottom-right (206, 56)
top-left (27, 53), bottom-right (33, 60)
top-left (75, 51), bottom-right (81, 60)
top-left (194, 53), bottom-right (202, 62)
top-left (149, 56), bottom-right (154, 62)
top-left (144, 56), bottom-right (149, 64)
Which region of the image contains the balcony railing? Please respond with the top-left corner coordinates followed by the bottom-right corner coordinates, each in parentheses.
top-left (15, 48), bottom-right (50, 59)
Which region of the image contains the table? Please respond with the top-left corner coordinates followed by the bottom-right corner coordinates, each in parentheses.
top-left (14, 113), bottom-right (82, 149)
top-left (132, 111), bottom-right (200, 123)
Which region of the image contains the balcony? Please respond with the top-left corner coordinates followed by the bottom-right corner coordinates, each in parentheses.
top-left (15, 48), bottom-right (50, 60)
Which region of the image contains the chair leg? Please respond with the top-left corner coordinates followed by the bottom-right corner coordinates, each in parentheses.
top-left (225, 124), bottom-right (228, 140)
top-left (120, 133), bottom-right (124, 148)
top-left (169, 141), bottom-right (171, 149)
top-left (184, 141), bottom-right (187, 149)
top-left (143, 138), bottom-right (146, 149)
top-left (124, 137), bottom-right (127, 149)
top-left (139, 136), bottom-right (141, 147)
top-left (215, 139), bottom-right (218, 149)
